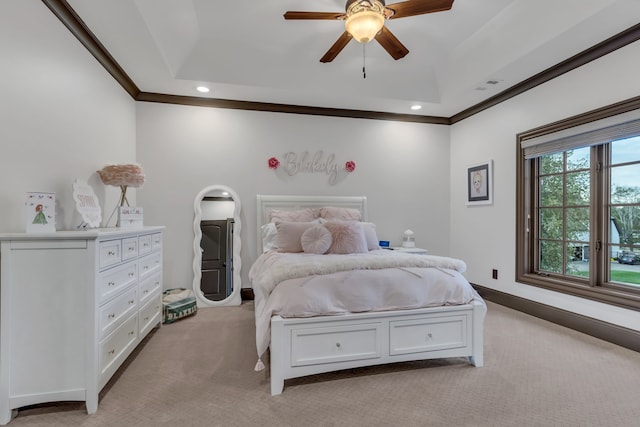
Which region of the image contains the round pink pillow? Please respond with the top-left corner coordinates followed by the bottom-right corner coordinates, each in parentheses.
top-left (301, 225), bottom-right (332, 254)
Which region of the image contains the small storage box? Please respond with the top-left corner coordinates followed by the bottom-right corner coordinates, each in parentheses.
top-left (162, 288), bottom-right (197, 324)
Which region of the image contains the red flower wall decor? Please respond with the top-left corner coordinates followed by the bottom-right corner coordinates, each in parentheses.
top-left (345, 161), bottom-right (356, 173)
top-left (268, 157), bottom-right (280, 170)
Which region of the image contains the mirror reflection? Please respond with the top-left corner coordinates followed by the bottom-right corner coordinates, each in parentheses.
top-left (193, 185), bottom-right (241, 307)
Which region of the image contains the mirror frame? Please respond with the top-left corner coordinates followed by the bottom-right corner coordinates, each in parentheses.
top-left (192, 184), bottom-right (242, 307)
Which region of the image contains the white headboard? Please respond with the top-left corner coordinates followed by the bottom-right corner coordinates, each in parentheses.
top-left (256, 195), bottom-right (368, 254)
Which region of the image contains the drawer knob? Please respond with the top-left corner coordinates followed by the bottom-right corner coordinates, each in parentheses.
top-left (144, 266), bottom-right (149, 270)
top-left (129, 300), bottom-right (135, 304)
top-left (144, 290), bottom-right (149, 294)
top-left (108, 349), bottom-right (115, 355)
top-left (108, 313), bottom-right (115, 319)
top-left (108, 251), bottom-right (115, 256)
top-left (144, 316), bottom-right (149, 321)
top-left (129, 247), bottom-right (135, 251)
top-left (128, 331), bottom-right (134, 336)
top-left (335, 342), bottom-right (341, 348)
top-left (129, 272), bottom-right (135, 277)
top-left (426, 333), bottom-right (433, 340)
top-left (108, 281), bottom-right (115, 287)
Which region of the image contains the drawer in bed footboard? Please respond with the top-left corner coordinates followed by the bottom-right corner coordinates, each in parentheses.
top-left (291, 323), bottom-right (382, 366)
top-left (389, 314), bottom-right (468, 356)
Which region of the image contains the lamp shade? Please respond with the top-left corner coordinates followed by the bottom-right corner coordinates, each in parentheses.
top-left (97, 164), bottom-right (145, 188)
top-left (345, 10), bottom-right (384, 43)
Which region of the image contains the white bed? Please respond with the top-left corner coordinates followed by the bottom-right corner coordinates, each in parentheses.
top-left (251, 195), bottom-right (485, 395)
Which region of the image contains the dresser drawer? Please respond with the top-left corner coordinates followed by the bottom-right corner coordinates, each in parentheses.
top-left (151, 233), bottom-right (162, 251)
top-left (99, 262), bottom-right (137, 303)
top-left (139, 252), bottom-right (161, 279)
top-left (99, 239), bottom-right (122, 269)
top-left (138, 234), bottom-right (153, 256)
top-left (139, 298), bottom-right (162, 337)
top-left (291, 323), bottom-right (382, 367)
top-left (99, 288), bottom-right (137, 339)
top-left (121, 237), bottom-right (139, 261)
top-left (139, 272), bottom-right (161, 306)
top-left (389, 315), bottom-right (468, 356)
top-left (99, 314), bottom-right (138, 385)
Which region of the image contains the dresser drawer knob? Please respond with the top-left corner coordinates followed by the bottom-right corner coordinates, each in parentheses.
top-left (143, 290), bottom-right (149, 294)
top-left (108, 281), bottom-right (115, 287)
top-left (335, 342), bottom-right (341, 349)
top-left (108, 251), bottom-right (115, 256)
top-left (108, 313), bottom-right (115, 319)
top-left (129, 272), bottom-right (135, 277)
top-left (108, 349), bottom-right (115, 355)
top-left (129, 300), bottom-right (135, 305)
top-left (128, 330), bottom-right (134, 336)
top-left (426, 333), bottom-right (433, 341)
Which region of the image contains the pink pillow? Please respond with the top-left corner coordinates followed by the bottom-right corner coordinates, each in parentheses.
top-left (324, 221), bottom-right (368, 254)
top-left (270, 208), bottom-right (315, 223)
top-left (301, 225), bottom-right (332, 254)
top-left (317, 206), bottom-right (362, 221)
top-left (275, 222), bottom-right (315, 253)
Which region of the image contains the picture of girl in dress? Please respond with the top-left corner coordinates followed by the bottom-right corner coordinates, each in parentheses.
top-left (32, 204), bottom-right (48, 225)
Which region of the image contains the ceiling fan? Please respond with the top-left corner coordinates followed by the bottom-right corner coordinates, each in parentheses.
top-left (284, 0), bottom-right (455, 63)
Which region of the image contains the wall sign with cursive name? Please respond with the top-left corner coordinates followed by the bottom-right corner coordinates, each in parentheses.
top-left (268, 151), bottom-right (356, 185)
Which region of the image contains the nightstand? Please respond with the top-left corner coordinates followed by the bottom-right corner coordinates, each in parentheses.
top-left (392, 247), bottom-right (428, 255)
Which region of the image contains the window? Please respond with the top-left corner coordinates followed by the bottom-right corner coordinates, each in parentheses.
top-left (517, 111), bottom-right (640, 310)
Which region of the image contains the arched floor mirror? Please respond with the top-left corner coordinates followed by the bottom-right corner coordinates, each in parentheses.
top-left (193, 185), bottom-right (241, 307)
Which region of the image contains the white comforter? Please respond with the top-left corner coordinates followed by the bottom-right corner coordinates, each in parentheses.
top-left (250, 250), bottom-right (485, 362)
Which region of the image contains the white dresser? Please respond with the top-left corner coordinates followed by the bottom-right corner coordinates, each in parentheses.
top-left (0, 226), bottom-right (164, 424)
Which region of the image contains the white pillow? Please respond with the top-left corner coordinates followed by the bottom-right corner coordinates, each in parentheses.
top-left (361, 222), bottom-right (380, 251)
top-left (261, 222), bottom-right (278, 252)
top-left (301, 225), bottom-right (333, 254)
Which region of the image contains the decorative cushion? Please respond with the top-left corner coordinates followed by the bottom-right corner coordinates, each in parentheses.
top-left (301, 225), bottom-right (333, 254)
top-left (361, 222), bottom-right (380, 251)
top-left (324, 221), bottom-right (368, 254)
top-left (317, 206), bottom-right (362, 221)
top-left (275, 221), bottom-right (316, 253)
top-left (269, 208), bottom-right (315, 223)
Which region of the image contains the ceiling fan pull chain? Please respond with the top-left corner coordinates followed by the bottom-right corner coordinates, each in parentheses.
top-left (362, 44), bottom-right (366, 79)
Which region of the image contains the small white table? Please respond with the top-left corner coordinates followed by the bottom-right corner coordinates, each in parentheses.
top-left (391, 247), bottom-right (428, 255)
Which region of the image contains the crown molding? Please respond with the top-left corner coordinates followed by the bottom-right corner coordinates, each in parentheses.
top-left (43, 0), bottom-right (640, 125)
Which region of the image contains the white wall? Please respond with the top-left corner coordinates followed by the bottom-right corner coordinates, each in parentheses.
top-left (0, 1), bottom-right (136, 232)
top-left (450, 41), bottom-right (640, 331)
top-left (136, 103), bottom-right (451, 291)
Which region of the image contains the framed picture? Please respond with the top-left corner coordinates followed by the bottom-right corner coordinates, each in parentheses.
top-left (466, 160), bottom-right (493, 205)
top-left (25, 192), bottom-right (56, 232)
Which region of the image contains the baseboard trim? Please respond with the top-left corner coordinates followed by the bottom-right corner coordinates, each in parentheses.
top-left (473, 284), bottom-right (640, 353)
top-left (241, 288), bottom-right (255, 301)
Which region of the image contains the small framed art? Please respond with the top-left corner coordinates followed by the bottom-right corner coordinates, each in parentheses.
top-left (25, 192), bottom-right (56, 232)
top-left (466, 160), bottom-right (493, 206)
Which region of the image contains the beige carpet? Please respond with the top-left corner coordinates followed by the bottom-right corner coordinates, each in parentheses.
top-left (10, 301), bottom-right (640, 427)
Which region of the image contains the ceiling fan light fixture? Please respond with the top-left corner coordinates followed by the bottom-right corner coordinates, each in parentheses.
top-left (345, 1), bottom-right (386, 44)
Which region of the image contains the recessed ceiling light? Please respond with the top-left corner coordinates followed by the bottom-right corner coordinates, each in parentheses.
top-left (411, 105), bottom-right (422, 111)
top-left (196, 86), bottom-right (210, 93)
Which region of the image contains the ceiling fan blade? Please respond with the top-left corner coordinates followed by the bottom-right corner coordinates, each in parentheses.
top-left (283, 11), bottom-right (346, 20)
top-left (386, 0), bottom-right (454, 19)
top-left (320, 32), bottom-right (353, 63)
top-left (375, 26), bottom-right (409, 60)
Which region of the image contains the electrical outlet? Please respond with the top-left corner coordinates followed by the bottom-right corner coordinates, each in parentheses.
top-left (492, 269), bottom-right (498, 280)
